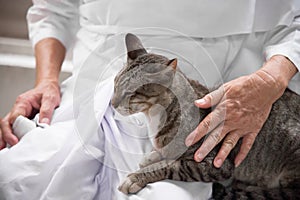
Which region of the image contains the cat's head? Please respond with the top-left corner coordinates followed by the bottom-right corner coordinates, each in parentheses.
top-left (112, 33), bottom-right (177, 116)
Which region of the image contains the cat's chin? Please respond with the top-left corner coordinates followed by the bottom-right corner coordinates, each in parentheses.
top-left (114, 107), bottom-right (132, 116)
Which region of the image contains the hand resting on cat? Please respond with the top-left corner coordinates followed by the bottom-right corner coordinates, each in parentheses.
top-left (186, 55), bottom-right (298, 168)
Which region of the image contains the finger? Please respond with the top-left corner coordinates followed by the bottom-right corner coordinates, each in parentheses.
top-left (0, 125), bottom-right (6, 149)
top-left (234, 133), bottom-right (256, 167)
top-left (213, 131), bottom-right (240, 168)
top-left (193, 122), bottom-right (228, 162)
top-left (9, 92), bottom-right (42, 123)
top-left (9, 100), bottom-right (33, 124)
top-left (39, 94), bottom-right (59, 124)
top-left (1, 115), bottom-right (19, 146)
top-left (185, 107), bottom-right (225, 146)
top-left (194, 86), bottom-right (225, 109)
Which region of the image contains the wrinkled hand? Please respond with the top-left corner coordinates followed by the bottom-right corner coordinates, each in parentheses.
top-left (185, 67), bottom-right (287, 168)
top-left (0, 80), bottom-right (60, 149)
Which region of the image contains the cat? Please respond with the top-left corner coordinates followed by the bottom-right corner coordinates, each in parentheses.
top-left (111, 33), bottom-right (300, 199)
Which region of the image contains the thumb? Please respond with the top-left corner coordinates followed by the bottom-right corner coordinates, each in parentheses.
top-left (195, 86), bottom-right (225, 108)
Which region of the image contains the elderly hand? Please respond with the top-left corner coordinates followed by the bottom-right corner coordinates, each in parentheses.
top-left (185, 55), bottom-right (297, 168)
top-left (0, 80), bottom-right (60, 149)
top-left (0, 38), bottom-right (65, 150)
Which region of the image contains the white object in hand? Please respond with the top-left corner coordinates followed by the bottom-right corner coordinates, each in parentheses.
top-left (12, 115), bottom-right (36, 139)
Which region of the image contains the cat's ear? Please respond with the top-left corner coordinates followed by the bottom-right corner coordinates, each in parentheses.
top-left (167, 58), bottom-right (177, 70)
top-left (126, 33), bottom-right (147, 62)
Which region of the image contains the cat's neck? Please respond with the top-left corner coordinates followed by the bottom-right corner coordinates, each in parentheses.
top-left (151, 70), bottom-right (209, 148)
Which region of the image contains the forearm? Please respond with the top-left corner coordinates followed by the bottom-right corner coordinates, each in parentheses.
top-left (34, 38), bottom-right (66, 86)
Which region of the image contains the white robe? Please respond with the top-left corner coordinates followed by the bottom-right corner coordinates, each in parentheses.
top-left (1, 0), bottom-right (300, 199)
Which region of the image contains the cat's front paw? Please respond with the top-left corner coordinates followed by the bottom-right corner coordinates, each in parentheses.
top-left (139, 151), bottom-right (163, 168)
top-left (118, 173), bottom-right (146, 194)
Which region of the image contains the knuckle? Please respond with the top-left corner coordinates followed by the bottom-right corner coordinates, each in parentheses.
top-left (210, 132), bottom-right (222, 143)
top-left (43, 94), bottom-right (54, 101)
top-left (223, 138), bottom-right (236, 149)
top-left (44, 94), bottom-right (60, 105)
top-left (202, 119), bottom-right (210, 129)
top-left (15, 95), bottom-right (26, 103)
top-left (15, 98), bottom-right (31, 109)
top-left (40, 109), bottom-right (51, 116)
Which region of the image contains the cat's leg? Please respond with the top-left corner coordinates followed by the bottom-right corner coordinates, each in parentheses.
top-left (119, 159), bottom-right (173, 194)
top-left (168, 158), bottom-right (234, 183)
top-left (139, 150), bottom-right (163, 168)
top-left (119, 157), bottom-right (234, 194)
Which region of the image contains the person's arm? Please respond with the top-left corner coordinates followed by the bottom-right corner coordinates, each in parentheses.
top-left (15, 38), bottom-right (65, 124)
top-left (0, 38), bottom-right (65, 148)
top-left (0, 0), bottom-right (79, 149)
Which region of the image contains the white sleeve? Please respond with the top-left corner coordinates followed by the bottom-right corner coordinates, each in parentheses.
top-left (26, 0), bottom-right (80, 50)
top-left (264, 13), bottom-right (300, 94)
top-left (264, 15), bottom-right (300, 72)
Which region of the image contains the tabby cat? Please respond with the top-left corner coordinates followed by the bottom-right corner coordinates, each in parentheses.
top-left (111, 33), bottom-right (300, 199)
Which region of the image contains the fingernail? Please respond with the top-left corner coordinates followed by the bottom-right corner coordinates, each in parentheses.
top-left (196, 152), bottom-right (204, 162)
top-left (185, 136), bottom-right (194, 146)
top-left (40, 118), bottom-right (50, 124)
top-left (195, 99), bottom-right (206, 104)
top-left (215, 159), bottom-right (223, 168)
top-left (235, 160), bottom-right (241, 168)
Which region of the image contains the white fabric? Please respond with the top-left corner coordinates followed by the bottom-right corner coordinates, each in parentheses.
top-left (264, 16), bottom-right (300, 92)
top-left (1, 1), bottom-right (300, 200)
top-left (27, 0), bottom-right (80, 49)
top-left (12, 116), bottom-right (36, 140)
top-left (79, 0), bottom-right (298, 37)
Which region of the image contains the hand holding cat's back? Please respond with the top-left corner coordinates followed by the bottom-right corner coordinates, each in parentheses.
top-left (186, 55), bottom-right (299, 168)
